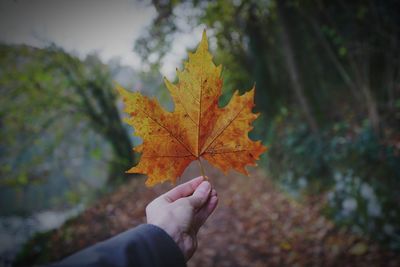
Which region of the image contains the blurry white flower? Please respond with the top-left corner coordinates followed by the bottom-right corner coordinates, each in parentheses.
top-left (343, 198), bottom-right (357, 212)
top-left (298, 177), bottom-right (307, 188)
top-left (367, 200), bottom-right (381, 217)
top-left (335, 181), bottom-right (345, 191)
top-left (334, 172), bottom-right (342, 182)
top-left (360, 183), bottom-right (374, 199)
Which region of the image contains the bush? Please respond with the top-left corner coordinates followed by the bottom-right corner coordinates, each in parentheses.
top-left (264, 112), bottom-right (400, 249)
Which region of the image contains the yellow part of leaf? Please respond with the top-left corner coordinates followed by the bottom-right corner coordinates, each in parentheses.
top-left (117, 30), bottom-right (267, 186)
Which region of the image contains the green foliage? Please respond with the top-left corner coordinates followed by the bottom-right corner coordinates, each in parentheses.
top-left (324, 171), bottom-right (400, 250)
top-left (13, 230), bottom-right (55, 266)
top-left (0, 45), bottom-right (134, 190)
top-left (266, 110), bottom-right (400, 248)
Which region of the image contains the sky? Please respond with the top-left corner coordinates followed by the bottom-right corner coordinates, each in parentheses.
top-left (0, 0), bottom-right (206, 79)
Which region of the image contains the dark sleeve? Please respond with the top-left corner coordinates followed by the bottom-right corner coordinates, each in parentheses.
top-left (47, 224), bottom-right (186, 267)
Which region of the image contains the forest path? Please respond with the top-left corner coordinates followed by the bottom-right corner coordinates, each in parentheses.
top-left (18, 163), bottom-right (399, 266)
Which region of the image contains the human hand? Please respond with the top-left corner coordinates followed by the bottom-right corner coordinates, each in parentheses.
top-left (146, 176), bottom-right (218, 261)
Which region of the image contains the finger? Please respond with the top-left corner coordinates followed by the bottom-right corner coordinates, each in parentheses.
top-left (194, 189), bottom-right (218, 230)
top-left (163, 176), bottom-right (205, 202)
top-left (187, 181), bottom-right (211, 208)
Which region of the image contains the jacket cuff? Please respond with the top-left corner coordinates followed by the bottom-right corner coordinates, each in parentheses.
top-left (136, 224), bottom-right (186, 267)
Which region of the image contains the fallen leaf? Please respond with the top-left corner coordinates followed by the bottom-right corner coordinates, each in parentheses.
top-left (280, 241), bottom-right (292, 250)
top-left (117, 30), bottom-right (266, 186)
top-left (349, 242), bottom-right (368, 255)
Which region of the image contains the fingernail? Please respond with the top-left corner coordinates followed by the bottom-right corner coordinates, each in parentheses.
top-left (198, 181), bottom-right (211, 194)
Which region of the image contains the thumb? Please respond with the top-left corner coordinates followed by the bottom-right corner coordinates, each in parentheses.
top-left (188, 181), bottom-right (211, 209)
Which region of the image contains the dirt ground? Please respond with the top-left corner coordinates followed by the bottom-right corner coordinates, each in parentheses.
top-left (18, 163), bottom-right (400, 266)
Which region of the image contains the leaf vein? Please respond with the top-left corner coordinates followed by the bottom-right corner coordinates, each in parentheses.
top-left (139, 108), bottom-right (195, 156)
top-left (201, 103), bottom-right (247, 154)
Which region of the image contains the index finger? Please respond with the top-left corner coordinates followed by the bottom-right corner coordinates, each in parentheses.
top-left (163, 176), bottom-right (205, 202)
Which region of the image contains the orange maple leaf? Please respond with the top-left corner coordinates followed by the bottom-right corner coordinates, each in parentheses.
top-left (117, 31), bottom-right (267, 186)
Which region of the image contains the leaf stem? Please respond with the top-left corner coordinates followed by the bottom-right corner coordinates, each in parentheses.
top-left (197, 158), bottom-right (207, 179)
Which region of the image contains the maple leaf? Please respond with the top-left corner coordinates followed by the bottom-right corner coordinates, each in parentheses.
top-left (117, 30), bottom-right (267, 186)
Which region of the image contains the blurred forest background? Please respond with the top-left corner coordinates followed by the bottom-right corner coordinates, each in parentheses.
top-left (1, 0), bottom-right (400, 266)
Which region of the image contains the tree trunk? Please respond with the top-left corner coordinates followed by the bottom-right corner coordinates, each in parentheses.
top-left (106, 118), bottom-right (136, 183)
top-left (349, 51), bottom-right (381, 135)
top-left (277, 0), bottom-right (319, 134)
top-left (246, 3), bottom-right (273, 121)
top-left (65, 67), bottom-right (136, 183)
top-left (307, 17), bottom-right (361, 102)
top-left (361, 82), bottom-right (380, 134)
